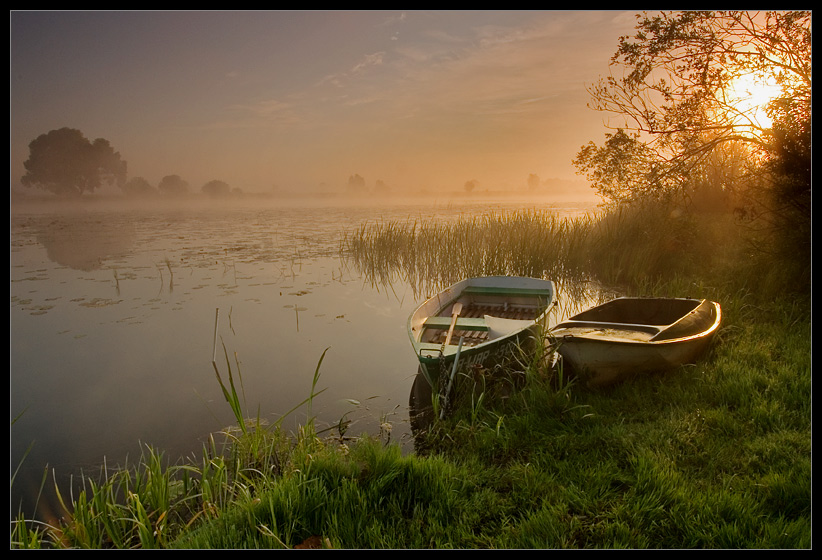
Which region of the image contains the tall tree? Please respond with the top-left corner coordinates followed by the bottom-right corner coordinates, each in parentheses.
top-left (21, 128), bottom-right (127, 196)
top-left (759, 93), bottom-right (811, 288)
top-left (575, 11), bottom-right (811, 204)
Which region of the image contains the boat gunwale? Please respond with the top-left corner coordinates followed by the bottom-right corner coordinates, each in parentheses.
top-left (550, 298), bottom-right (722, 347)
top-left (408, 276), bottom-right (556, 360)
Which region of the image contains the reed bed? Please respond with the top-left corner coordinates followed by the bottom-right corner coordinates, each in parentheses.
top-left (344, 209), bottom-right (595, 298)
top-left (342, 201), bottom-right (729, 301)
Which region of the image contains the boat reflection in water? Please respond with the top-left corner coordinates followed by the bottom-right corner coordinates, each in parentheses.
top-left (408, 369), bottom-right (436, 452)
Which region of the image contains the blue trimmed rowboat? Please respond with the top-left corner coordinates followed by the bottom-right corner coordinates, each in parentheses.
top-left (408, 276), bottom-right (556, 387)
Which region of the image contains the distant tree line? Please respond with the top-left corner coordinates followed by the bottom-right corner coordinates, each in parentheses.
top-left (345, 173), bottom-right (393, 196)
top-left (19, 127), bottom-right (241, 199)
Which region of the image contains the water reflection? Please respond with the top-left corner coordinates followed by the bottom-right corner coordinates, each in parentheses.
top-left (408, 369), bottom-right (436, 442)
top-left (32, 213), bottom-right (136, 271)
top-left (10, 197), bottom-right (599, 522)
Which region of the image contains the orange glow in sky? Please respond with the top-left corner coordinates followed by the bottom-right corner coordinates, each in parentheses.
top-left (10, 10), bottom-right (639, 196)
top-left (724, 72), bottom-right (783, 131)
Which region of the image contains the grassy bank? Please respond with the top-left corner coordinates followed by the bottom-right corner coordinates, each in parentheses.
top-left (11, 201), bottom-right (811, 548)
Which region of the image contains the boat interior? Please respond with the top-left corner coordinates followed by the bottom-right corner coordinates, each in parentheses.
top-left (550, 298), bottom-right (717, 342)
top-left (420, 287), bottom-right (551, 348)
top-left (570, 298), bottom-right (702, 325)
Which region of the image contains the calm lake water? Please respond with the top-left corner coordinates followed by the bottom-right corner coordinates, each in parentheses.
top-left (10, 194), bottom-right (598, 521)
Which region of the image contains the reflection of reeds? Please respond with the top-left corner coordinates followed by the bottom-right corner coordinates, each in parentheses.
top-left (221, 251), bottom-right (238, 286)
top-left (165, 258), bottom-right (174, 292)
top-left (154, 258), bottom-right (176, 294)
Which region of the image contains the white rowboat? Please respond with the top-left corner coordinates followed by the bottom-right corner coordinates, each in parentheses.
top-left (408, 276), bottom-right (556, 387)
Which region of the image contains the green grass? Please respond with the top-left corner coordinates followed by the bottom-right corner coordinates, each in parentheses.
top-left (12, 307), bottom-right (809, 549)
top-left (11, 200), bottom-right (810, 549)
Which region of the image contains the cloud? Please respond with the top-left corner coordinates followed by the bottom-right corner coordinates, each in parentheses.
top-left (351, 52), bottom-right (385, 74)
top-left (214, 98), bottom-right (304, 129)
top-left (316, 51), bottom-right (386, 91)
top-left (379, 12), bottom-right (406, 27)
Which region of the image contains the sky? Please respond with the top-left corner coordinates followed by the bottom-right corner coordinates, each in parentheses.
top-left (10, 10), bottom-right (641, 196)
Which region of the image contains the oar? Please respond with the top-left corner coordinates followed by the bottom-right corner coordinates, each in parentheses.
top-left (443, 302), bottom-right (463, 346)
top-left (440, 336), bottom-right (465, 419)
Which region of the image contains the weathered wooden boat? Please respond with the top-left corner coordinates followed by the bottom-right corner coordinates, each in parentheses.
top-left (408, 276), bottom-right (556, 387)
top-left (549, 297), bottom-right (722, 388)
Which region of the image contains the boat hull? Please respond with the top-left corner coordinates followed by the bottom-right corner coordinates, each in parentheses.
top-left (408, 276), bottom-right (556, 387)
top-left (551, 298), bottom-right (721, 388)
top-left (416, 328), bottom-right (538, 387)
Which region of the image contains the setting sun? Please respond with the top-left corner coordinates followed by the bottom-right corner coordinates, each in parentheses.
top-left (724, 72), bottom-right (783, 130)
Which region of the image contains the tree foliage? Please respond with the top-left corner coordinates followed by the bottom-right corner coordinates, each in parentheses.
top-left (202, 179), bottom-right (231, 197)
top-left (158, 174), bottom-right (189, 196)
top-left (574, 10), bottom-right (811, 205)
top-left (21, 128), bottom-right (127, 196)
top-left (759, 93), bottom-right (811, 289)
top-left (123, 176), bottom-right (158, 197)
top-left (347, 174), bottom-right (366, 193)
top-left (575, 10), bottom-right (811, 291)
top-left (573, 129), bottom-right (661, 204)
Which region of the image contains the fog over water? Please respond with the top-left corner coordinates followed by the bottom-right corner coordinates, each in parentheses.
top-left (10, 194), bottom-right (598, 521)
